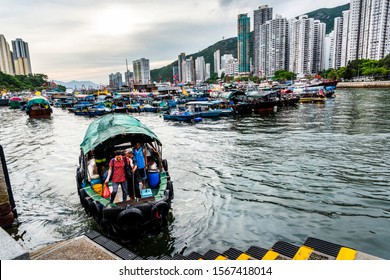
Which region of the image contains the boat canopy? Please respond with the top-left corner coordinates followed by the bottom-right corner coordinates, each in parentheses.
top-left (246, 90), bottom-right (278, 98)
top-left (80, 114), bottom-right (161, 154)
top-left (26, 96), bottom-right (50, 109)
top-left (185, 101), bottom-right (218, 106)
top-left (219, 92), bottom-right (234, 99)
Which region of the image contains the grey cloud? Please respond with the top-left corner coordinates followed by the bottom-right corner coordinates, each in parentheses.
top-left (219, 0), bottom-right (235, 6)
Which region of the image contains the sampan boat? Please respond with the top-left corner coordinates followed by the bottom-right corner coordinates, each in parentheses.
top-left (25, 96), bottom-right (52, 118)
top-left (76, 114), bottom-right (174, 239)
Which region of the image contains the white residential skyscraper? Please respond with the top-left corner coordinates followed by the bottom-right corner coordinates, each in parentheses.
top-left (367, 0), bottom-right (390, 60)
top-left (0, 35), bottom-right (14, 75)
top-left (289, 15), bottom-right (326, 77)
top-left (185, 57), bottom-right (194, 84)
top-left (221, 54), bottom-right (234, 73)
top-left (324, 32), bottom-right (334, 70)
top-left (205, 63), bottom-right (211, 80)
top-left (332, 17), bottom-right (344, 69)
top-left (340, 10), bottom-right (351, 67)
top-left (345, 0), bottom-right (390, 63)
top-left (289, 15), bottom-right (313, 77)
top-left (253, 5), bottom-right (273, 76)
top-left (133, 58), bottom-right (150, 85)
top-left (12, 38), bottom-right (32, 75)
top-left (195, 56), bottom-right (206, 82)
top-left (312, 20), bottom-right (326, 74)
top-left (177, 53), bottom-right (186, 83)
top-left (213, 49), bottom-right (221, 76)
top-left (258, 15), bottom-right (289, 78)
top-left (109, 72), bottom-right (123, 88)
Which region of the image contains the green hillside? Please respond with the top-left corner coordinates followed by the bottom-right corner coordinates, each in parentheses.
top-left (151, 3), bottom-right (350, 82)
top-left (151, 37), bottom-right (237, 82)
top-left (302, 3), bottom-right (350, 33)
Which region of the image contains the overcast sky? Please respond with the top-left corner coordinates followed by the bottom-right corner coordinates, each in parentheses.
top-left (1, 0), bottom-right (348, 84)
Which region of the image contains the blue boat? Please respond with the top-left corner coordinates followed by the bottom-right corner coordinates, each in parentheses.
top-left (163, 110), bottom-right (199, 122)
top-left (141, 104), bottom-right (159, 113)
top-left (185, 101), bottom-right (223, 118)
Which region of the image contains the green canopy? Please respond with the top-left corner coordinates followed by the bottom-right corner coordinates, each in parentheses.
top-left (80, 114), bottom-right (161, 154)
top-left (26, 96), bottom-right (51, 109)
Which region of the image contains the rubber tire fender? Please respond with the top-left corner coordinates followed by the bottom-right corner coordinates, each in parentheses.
top-left (79, 188), bottom-right (88, 208)
top-left (91, 200), bottom-right (103, 224)
top-left (151, 201), bottom-right (170, 220)
top-left (116, 207), bottom-right (145, 233)
top-left (162, 159), bottom-right (168, 172)
top-left (76, 167), bottom-right (83, 192)
top-left (79, 188), bottom-right (92, 216)
top-left (167, 181), bottom-right (174, 200)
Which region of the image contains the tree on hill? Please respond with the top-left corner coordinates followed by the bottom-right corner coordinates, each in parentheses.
top-left (150, 37), bottom-right (237, 82)
top-left (273, 70), bottom-right (296, 82)
top-left (303, 3), bottom-right (350, 34)
top-left (0, 72), bottom-right (49, 91)
top-left (321, 56), bottom-right (390, 80)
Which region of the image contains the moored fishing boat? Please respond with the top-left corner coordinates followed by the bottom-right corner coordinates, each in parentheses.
top-left (76, 114), bottom-right (174, 240)
top-left (184, 101), bottom-right (223, 118)
top-left (141, 103), bottom-right (159, 113)
top-left (294, 87), bottom-right (327, 103)
top-left (25, 95), bottom-right (52, 118)
top-left (0, 98), bottom-right (9, 106)
top-left (162, 109), bottom-right (200, 122)
top-left (9, 96), bottom-right (22, 109)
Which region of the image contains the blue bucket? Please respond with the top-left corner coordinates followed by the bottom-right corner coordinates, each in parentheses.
top-left (90, 178), bottom-right (101, 185)
top-left (147, 170), bottom-right (160, 189)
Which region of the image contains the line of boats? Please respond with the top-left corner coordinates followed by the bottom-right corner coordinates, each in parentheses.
top-left (2, 94), bottom-right (53, 119)
top-left (1, 79), bottom-right (337, 122)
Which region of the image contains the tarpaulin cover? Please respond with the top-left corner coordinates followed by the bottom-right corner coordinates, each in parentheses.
top-left (80, 114), bottom-right (161, 154)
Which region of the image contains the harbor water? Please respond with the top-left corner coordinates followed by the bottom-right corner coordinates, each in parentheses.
top-left (0, 88), bottom-right (389, 259)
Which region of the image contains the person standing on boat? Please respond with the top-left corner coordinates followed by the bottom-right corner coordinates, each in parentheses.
top-left (104, 151), bottom-right (130, 203)
top-left (133, 142), bottom-right (147, 190)
top-left (94, 149), bottom-right (106, 180)
top-left (124, 148), bottom-right (138, 199)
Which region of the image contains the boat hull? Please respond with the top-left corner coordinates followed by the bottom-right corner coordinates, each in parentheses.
top-left (299, 97), bottom-right (326, 103)
top-left (0, 99), bottom-right (9, 106)
top-left (76, 168), bottom-right (173, 240)
top-left (163, 113), bottom-right (195, 122)
top-left (28, 108), bottom-right (52, 118)
top-left (9, 101), bottom-right (21, 109)
top-left (142, 107), bottom-right (159, 113)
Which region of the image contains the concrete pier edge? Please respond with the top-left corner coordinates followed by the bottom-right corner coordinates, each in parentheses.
top-left (0, 227), bottom-right (29, 260)
top-left (337, 81), bottom-right (390, 88)
top-left (1, 227), bottom-right (383, 260)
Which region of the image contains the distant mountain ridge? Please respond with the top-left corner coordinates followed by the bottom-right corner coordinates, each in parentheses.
top-left (151, 3), bottom-right (350, 82)
top-left (53, 80), bottom-right (100, 89)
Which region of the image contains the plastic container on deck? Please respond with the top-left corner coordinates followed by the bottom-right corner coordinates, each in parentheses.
top-left (90, 178), bottom-right (101, 185)
top-left (147, 170), bottom-right (160, 189)
top-left (92, 183), bottom-right (103, 196)
top-left (141, 188), bottom-right (153, 198)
